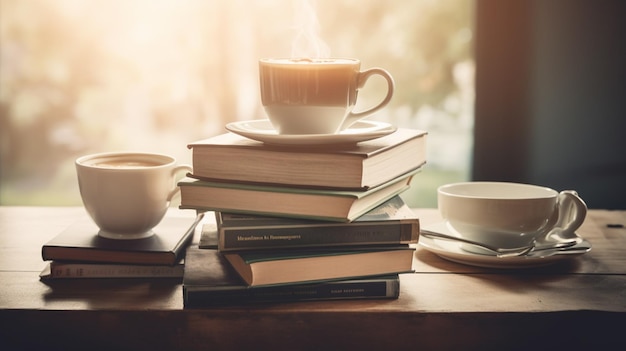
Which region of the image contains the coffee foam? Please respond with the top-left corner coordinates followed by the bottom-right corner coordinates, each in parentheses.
top-left (261, 58), bottom-right (357, 66)
top-left (93, 161), bottom-right (162, 168)
top-left (80, 154), bottom-right (172, 169)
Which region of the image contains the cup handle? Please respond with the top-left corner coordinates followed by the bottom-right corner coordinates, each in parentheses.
top-left (546, 190), bottom-right (588, 239)
top-left (167, 164), bottom-right (193, 201)
top-left (340, 68), bottom-right (395, 130)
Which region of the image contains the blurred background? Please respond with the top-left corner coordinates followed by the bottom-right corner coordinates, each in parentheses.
top-left (0, 0), bottom-right (474, 208)
top-left (3, 0), bottom-right (625, 210)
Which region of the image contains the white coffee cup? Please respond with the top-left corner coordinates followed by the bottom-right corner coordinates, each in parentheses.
top-left (259, 58), bottom-right (394, 135)
top-left (437, 182), bottom-right (587, 253)
top-left (75, 152), bottom-right (192, 239)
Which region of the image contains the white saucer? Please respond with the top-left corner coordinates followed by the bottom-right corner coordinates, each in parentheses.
top-left (418, 222), bottom-right (592, 269)
top-left (225, 119), bottom-right (397, 146)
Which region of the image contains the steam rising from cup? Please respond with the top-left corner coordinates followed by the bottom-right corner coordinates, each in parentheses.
top-left (291, 0), bottom-right (330, 59)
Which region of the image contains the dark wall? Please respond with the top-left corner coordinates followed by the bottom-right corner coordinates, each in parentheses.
top-left (473, 0), bottom-right (626, 209)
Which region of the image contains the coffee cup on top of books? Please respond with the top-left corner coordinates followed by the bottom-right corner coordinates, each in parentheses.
top-left (437, 182), bottom-right (587, 255)
top-left (75, 152), bottom-right (191, 240)
top-left (259, 58), bottom-right (394, 135)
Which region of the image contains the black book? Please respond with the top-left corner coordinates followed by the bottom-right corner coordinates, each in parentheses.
top-left (42, 213), bottom-right (204, 265)
top-left (183, 247), bottom-right (400, 307)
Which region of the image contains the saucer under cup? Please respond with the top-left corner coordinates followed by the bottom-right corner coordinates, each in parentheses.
top-left (419, 222), bottom-right (592, 268)
top-left (225, 119), bottom-right (397, 146)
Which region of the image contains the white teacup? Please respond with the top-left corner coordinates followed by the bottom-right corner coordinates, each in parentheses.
top-left (259, 58), bottom-right (394, 135)
top-left (437, 182), bottom-right (587, 254)
top-left (76, 152), bottom-right (191, 239)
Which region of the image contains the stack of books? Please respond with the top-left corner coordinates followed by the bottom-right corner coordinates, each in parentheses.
top-left (40, 214), bottom-right (204, 280)
top-left (178, 128), bottom-right (426, 221)
top-left (181, 128), bottom-right (427, 307)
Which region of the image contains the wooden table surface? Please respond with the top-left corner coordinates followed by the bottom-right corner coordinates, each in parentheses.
top-left (1, 206), bottom-right (625, 351)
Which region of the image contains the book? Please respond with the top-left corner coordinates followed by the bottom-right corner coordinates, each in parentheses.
top-left (41, 213), bottom-right (204, 265)
top-left (223, 245), bottom-right (415, 287)
top-left (39, 260), bottom-right (185, 279)
top-left (183, 247), bottom-right (400, 307)
top-left (187, 128), bottom-right (427, 190)
top-left (178, 168), bottom-right (420, 222)
top-left (210, 195), bottom-right (420, 252)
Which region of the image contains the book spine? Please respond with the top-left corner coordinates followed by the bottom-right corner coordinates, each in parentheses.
top-left (183, 276), bottom-right (399, 307)
top-left (46, 263), bottom-right (184, 279)
top-left (219, 222), bottom-right (416, 252)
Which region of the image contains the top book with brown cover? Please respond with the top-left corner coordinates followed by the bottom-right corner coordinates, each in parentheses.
top-left (41, 213), bottom-right (204, 265)
top-left (187, 128), bottom-right (427, 190)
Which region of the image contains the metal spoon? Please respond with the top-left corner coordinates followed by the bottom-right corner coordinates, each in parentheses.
top-left (419, 230), bottom-right (580, 258)
top-left (524, 241), bottom-right (591, 258)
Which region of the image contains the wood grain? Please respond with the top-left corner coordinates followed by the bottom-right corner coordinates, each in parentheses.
top-left (1, 207), bottom-right (624, 350)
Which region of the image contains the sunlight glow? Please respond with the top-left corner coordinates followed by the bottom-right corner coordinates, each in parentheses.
top-left (1, 0), bottom-right (473, 206)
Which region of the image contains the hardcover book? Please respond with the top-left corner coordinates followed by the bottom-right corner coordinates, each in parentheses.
top-left (39, 260), bottom-right (185, 279)
top-left (210, 195), bottom-right (420, 252)
top-left (187, 128), bottom-right (427, 190)
top-left (178, 168), bottom-right (420, 222)
top-left (183, 247), bottom-right (400, 307)
top-left (223, 245), bottom-right (415, 287)
top-left (41, 213), bottom-right (204, 265)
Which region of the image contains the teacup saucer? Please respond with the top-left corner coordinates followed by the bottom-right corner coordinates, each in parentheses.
top-left (418, 222), bottom-right (592, 269)
top-left (225, 119), bottom-right (397, 146)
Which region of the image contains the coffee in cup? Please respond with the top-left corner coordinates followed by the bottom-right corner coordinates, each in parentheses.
top-left (437, 182), bottom-right (587, 253)
top-left (259, 58), bottom-right (394, 135)
top-left (75, 152), bottom-right (192, 239)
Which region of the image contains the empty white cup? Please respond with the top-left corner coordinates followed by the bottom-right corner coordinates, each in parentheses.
top-left (437, 182), bottom-right (587, 253)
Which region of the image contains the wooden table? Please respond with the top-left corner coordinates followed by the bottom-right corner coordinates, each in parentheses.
top-left (1, 207), bottom-right (625, 350)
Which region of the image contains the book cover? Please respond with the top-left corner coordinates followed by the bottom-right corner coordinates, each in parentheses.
top-left (211, 195), bottom-right (420, 252)
top-left (183, 247), bottom-right (400, 307)
top-left (39, 260), bottom-right (185, 279)
top-left (41, 213), bottom-right (204, 265)
top-left (223, 245), bottom-right (415, 287)
top-left (187, 128), bottom-right (427, 190)
top-left (179, 167), bottom-right (420, 222)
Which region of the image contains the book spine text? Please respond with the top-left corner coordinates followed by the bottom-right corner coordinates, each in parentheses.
top-left (219, 223), bottom-right (415, 251)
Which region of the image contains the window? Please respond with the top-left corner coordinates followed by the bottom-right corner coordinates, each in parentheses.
top-left (0, 0), bottom-right (474, 208)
